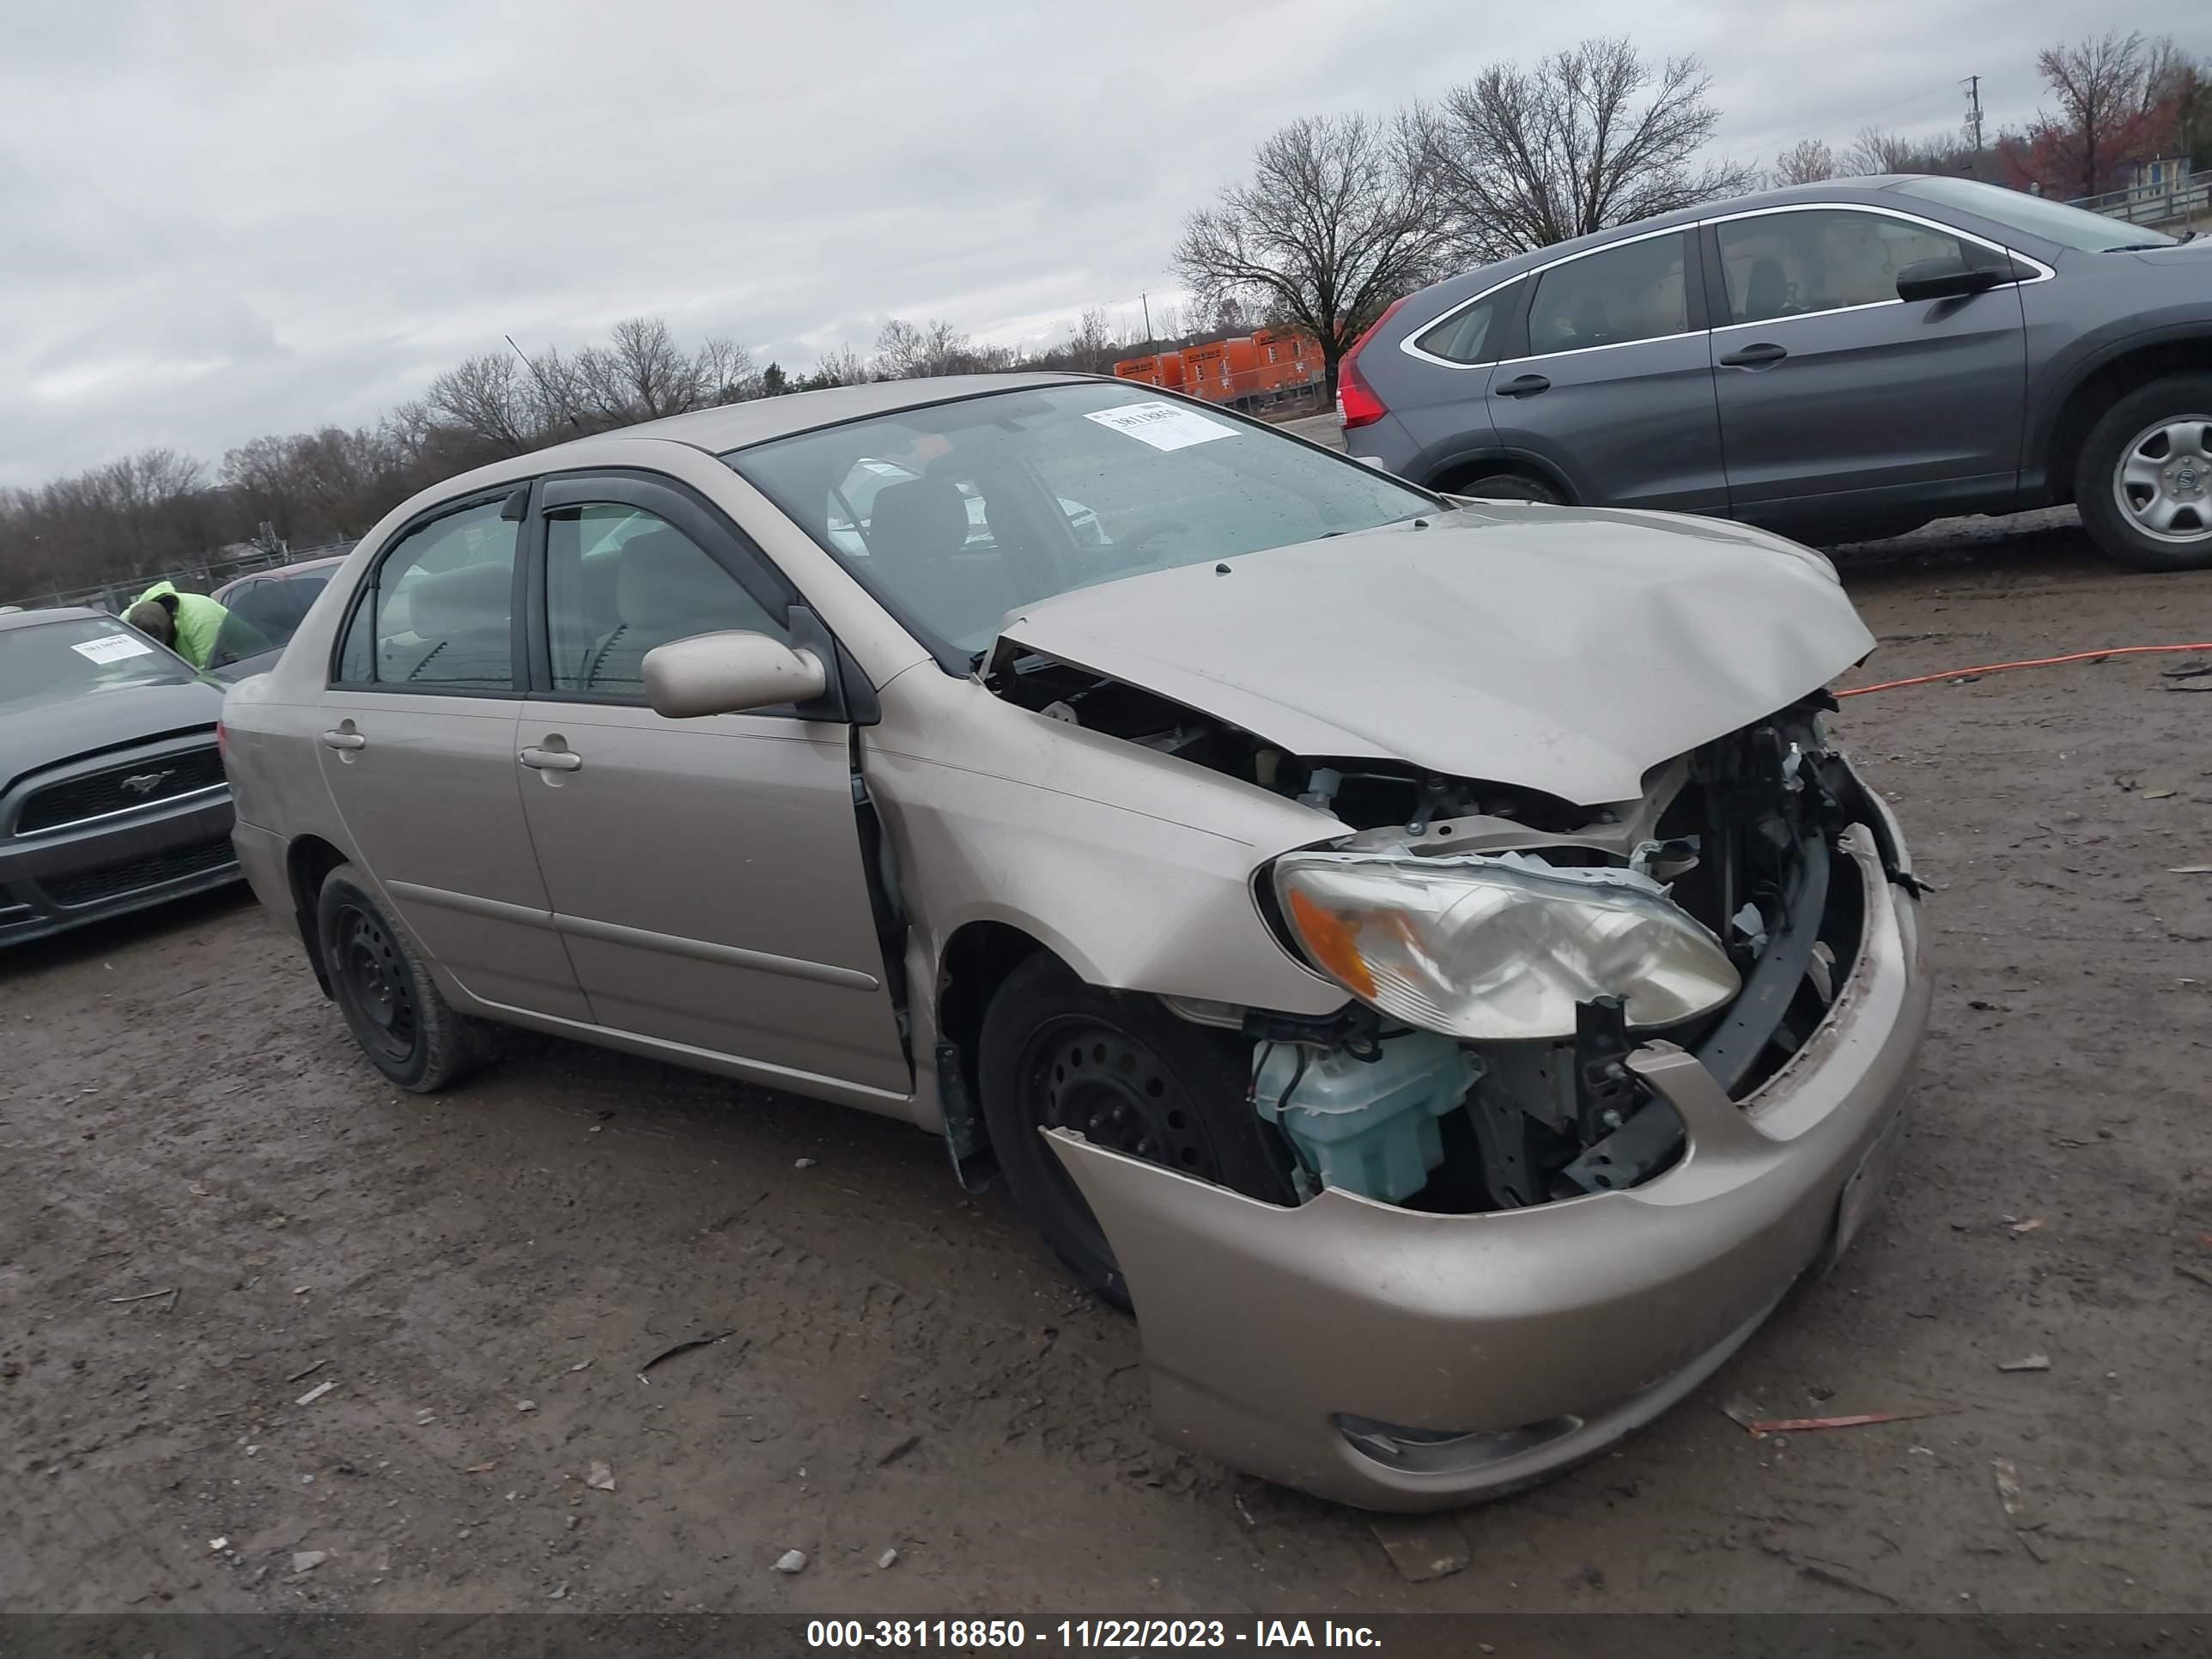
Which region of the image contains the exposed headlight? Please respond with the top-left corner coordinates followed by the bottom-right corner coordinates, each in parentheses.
top-left (1273, 851), bottom-right (1740, 1042)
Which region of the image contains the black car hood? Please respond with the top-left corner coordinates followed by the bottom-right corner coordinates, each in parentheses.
top-left (0, 679), bottom-right (225, 795)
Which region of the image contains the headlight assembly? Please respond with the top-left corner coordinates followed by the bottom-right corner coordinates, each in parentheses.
top-left (1273, 850), bottom-right (1740, 1042)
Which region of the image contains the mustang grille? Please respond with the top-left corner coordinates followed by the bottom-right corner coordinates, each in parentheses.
top-left (40, 836), bottom-right (236, 908)
top-left (15, 745), bottom-right (226, 835)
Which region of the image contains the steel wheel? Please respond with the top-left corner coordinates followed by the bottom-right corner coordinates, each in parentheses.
top-left (1029, 1018), bottom-right (1218, 1173)
top-left (331, 901), bottom-right (419, 1067)
top-left (2112, 414), bottom-right (2212, 545)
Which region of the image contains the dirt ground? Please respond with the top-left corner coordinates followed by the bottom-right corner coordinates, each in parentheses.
top-left (3, 512), bottom-right (2209, 1618)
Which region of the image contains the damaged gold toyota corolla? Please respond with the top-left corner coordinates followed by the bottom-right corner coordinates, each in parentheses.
top-left (221, 374), bottom-right (1929, 1511)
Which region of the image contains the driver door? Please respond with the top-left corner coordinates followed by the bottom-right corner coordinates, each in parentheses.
top-left (514, 473), bottom-right (910, 1098)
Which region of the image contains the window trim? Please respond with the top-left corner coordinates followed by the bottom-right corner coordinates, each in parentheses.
top-left (1396, 199), bottom-right (2057, 370)
top-left (526, 467), bottom-right (819, 714)
top-left (326, 486), bottom-right (530, 698)
top-left (1702, 201), bottom-right (2053, 333)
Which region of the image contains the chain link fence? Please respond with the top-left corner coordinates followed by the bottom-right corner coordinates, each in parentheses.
top-left (3, 539), bottom-right (356, 617)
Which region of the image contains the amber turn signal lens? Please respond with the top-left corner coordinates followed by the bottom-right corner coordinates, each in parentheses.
top-left (1286, 887), bottom-right (1377, 999)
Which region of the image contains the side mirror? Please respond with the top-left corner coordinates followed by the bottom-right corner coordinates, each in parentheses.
top-left (1895, 258), bottom-right (2008, 302)
top-left (641, 630), bottom-right (828, 719)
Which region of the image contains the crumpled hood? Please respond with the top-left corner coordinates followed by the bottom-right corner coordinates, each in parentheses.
top-left (1000, 505), bottom-right (1875, 805)
top-left (0, 679), bottom-right (223, 797)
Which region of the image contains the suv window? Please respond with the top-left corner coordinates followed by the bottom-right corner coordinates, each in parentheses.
top-left (544, 504), bottom-right (788, 699)
top-left (1717, 210), bottom-right (1979, 324)
top-left (1523, 234), bottom-right (1688, 357)
top-left (335, 501), bottom-right (518, 688)
top-left (1413, 282), bottom-right (1517, 364)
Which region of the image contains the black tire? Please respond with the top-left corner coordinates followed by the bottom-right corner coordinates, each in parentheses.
top-left (976, 954), bottom-right (1295, 1310)
top-left (2075, 375), bottom-right (2212, 572)
top-left (1454, 471), bottom-right (1564, 505)
top-left (316, 863), bottom-right (490, 1092)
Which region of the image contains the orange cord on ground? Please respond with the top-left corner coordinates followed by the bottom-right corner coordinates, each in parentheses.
top-left (1837, 641), bottom-right (2212, 697)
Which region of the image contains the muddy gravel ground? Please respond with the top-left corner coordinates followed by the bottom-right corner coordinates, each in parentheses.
top-left (3, 514), bottom-right (2209, 1620)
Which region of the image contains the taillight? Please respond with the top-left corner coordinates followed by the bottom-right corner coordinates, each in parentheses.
top-left (1335, 295), bottom-right (1409, 430)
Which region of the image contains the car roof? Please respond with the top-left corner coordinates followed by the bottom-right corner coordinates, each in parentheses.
top-left (0, 605), bottom-right (108, 634)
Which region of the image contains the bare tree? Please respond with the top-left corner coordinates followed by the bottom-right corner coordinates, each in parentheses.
top-left (1771, 137), bottom-right (1836, 185)
top-left (1066, 307), bottom-right (1116, 374)
top-left (1175, 112), bottom-right (1439, 397)
top-left (875, 318), bottom-right (975, 379)
top-left (1419, 38), bottom-right (1757, 263)
top-left (424, 353), bottom-right (541, 456)
top-left (2035, 29), bottom-right (2148, 196)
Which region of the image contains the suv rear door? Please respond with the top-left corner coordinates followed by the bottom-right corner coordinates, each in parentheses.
top-left (1703, 204), bottom-right (2028, 526)
top-left (1481, 228), bottom-right (1729, 511)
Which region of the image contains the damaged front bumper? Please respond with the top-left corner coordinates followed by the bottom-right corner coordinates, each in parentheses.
top-left (1047, 814), bottom-right (1930, 1510)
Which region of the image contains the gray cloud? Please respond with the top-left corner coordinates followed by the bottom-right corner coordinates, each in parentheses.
top-left (1, 0), bottom-right (2194, 484)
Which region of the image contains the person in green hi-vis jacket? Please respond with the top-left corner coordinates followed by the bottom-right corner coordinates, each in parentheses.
top-left (121, 580), bottom-right (264, 670)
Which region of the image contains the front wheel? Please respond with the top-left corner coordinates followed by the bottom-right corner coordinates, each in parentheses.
top-left (2076, 376), bottom-right (2212, 571)
top-left (316, 864), bottom-right (491, 1092)
top-left (975, 955), bottom-right (1294, 1309)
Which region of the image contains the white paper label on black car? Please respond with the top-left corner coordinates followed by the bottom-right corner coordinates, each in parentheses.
top-left (72, 634), bottom-right (156, 664)
top-left (1083, 402), bottom-right (1237, 453)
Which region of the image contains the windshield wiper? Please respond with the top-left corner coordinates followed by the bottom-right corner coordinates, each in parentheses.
top-left (2101, 242), bottom-right (2172, 252)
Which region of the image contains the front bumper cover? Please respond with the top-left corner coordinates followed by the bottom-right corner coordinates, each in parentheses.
top-left (1047, 815), bottom-right (1931, 1510)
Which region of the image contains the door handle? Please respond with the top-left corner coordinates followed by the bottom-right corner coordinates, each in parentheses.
top-left (319, 729), bottom-right (366, 751)
top-left (520, 745), bottom-right (583, 773)
top-left (1718, 342), bottom-right (1788, 368)
top-left (1493, 374), bottom-right (1552, 398)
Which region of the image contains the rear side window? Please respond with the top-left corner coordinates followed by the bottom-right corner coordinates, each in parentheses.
top-left (1413, 283), bottom-right (1517, 364)
top-left (1716, 210), bottom-right (1981, 324)
top-left (334, 501), bottom-right (519, 689)
top-left (1524, 234), bottom-right (1689, 357)
top-left (211, 572), bottom-right (331, 667)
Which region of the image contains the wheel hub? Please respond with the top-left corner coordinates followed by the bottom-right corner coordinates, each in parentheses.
top-left (1034, 1026), bottom-right (1212, 1176)
top-left (337, 907), bottom-right (416, 1054)
top-left (2115, 416), bottom-right (2212, 543)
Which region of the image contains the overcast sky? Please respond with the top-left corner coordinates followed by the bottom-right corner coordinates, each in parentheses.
top-left (1, 0), bottom-right (2197, 487)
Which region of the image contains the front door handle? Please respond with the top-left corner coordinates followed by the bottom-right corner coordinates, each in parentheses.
top-left (1718, 342), bottom-right (1789, 368)
top-left (520, 745), bottom-right (583, 773)
top-left (319, 729), bottom-right (366, 751)
top-left (1494, 374), bottom-right (1552, 398)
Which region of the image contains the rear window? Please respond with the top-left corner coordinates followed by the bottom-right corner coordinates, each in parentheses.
top-left (0, 617), bottom-right (196, 714)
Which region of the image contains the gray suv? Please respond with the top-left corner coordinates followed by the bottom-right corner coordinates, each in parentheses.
top-left (1340, 175), bottom-right (2212, 569)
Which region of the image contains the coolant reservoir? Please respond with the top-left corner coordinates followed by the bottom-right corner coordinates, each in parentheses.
top-left (1253, 1034), bottom-right (1481, 1203)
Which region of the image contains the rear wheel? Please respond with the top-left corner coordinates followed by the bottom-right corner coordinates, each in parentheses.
top-left (976, 954), bottom-right (1293, 1309)
top-left (2076, 375), bottom-right (2212, 571)
top-left (316, 863), bottom-right (490, 1092)
top-left (1452, 471), bottom-right (1564, 505)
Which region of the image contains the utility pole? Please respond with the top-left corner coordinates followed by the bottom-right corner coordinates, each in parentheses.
top-left (1962, 75), bottom-right (1984, 175)
top-left (1139, 291), bottom-right (1153, 344)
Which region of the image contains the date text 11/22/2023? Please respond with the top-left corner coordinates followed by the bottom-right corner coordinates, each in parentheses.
top-left (805, 1620), bottom-right (1385, 1649)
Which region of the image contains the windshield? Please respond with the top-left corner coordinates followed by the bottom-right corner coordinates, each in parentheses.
top-left (726, 382), bottom-right (1439, 660)
top-left (0, 616), bottom-right (197, 714)
top-left (1893, 177), bottom-right (2180, 252)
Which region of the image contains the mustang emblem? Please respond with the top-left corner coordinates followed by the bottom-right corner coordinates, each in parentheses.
top-left (119, 770), bottom-right (175, 796)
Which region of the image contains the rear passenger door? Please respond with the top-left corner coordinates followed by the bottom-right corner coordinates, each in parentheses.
top-left (1702, 205), bottom-right (2027, 521)
top-left (1482, 228), bottom-right (1728, 511)
top-left (515, 472), bottom-right (909, 1097)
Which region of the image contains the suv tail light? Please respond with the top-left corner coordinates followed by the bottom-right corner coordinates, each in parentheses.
top-left (1335, 296), bottom-right (1408, 430)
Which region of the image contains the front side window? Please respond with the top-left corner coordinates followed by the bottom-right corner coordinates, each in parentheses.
top-left (1717, 210), bottom-right (1978, 324)
top-left (726, 382), bottom-right (1438, 660)
top-left (334, 501), bottom-right (518, 689)
top-left (1524, 234), bottom-right (1689, 357)
top-left (1413, 282), bottom-right (1518, 364)
top-left (1, 616), bottom-right (195, 714)
top-left (544, 504), bottom-right (788, 699)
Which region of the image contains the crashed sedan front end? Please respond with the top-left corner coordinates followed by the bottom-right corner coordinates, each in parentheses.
top-left (1038, 707), bottom-right (1927, 1508)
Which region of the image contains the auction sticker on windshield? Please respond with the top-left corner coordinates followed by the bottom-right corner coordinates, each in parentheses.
top-left (71, 634), bottom-right (156, 664)
top-left (1083, 401), bottom-right (1236, 452)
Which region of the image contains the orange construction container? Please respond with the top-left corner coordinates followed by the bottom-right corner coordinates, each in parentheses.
top-left (1180, 342), bottom-right (1231, 401)
top-left (1252, 330), bottom-right (1322, 395)
top-left (1112, 352), bottom-right (1185, 389)
top-left (1218, 336), bottom-right (1263, 400)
